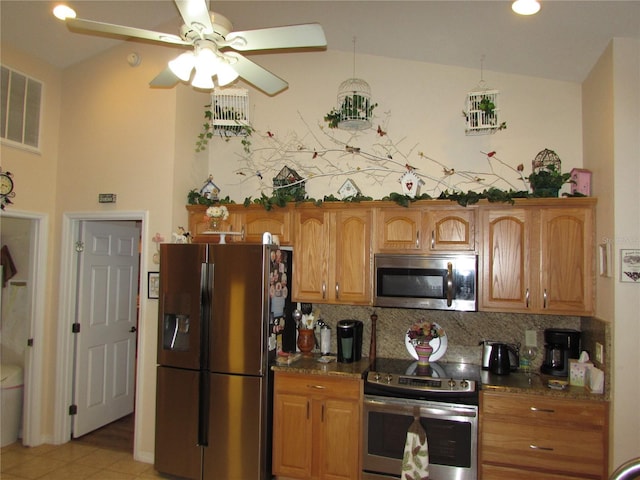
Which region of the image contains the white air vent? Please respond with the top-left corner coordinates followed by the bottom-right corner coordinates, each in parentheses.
top-left (1, 65), bottom-right (42, 151)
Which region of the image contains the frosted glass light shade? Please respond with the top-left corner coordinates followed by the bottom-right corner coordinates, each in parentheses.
top-left (192, 69), bottom-right (215, 89)
top-left (168, 52), bottom-right (196, 81)
top-left (512, 0), bottom-right (540, 15)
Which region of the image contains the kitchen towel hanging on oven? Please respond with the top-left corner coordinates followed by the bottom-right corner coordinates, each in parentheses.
top-left (401, 407), bottom-right (429, 480)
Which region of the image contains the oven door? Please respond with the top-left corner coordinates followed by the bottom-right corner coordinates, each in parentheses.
top-left (363, 395), bottom-right (478, 480)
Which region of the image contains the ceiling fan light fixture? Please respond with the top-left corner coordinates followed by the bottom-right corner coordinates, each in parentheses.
top-left (512, 0), bottom-right (541, 15)
top-left (53, 4), bottom-right (76, 20)
top-left (216, 63), bottom-right (240, 87)
top-left (168, 52), bottom-right (196, 81)
top-left (192, 69), bottom-right (215, 90)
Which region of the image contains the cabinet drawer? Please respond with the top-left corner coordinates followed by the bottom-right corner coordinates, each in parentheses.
top-left (482, 420), bottom-right (604, 477)
top-left (482, 463), bottom-right (594, 480)
top-left (482, 392), bottom-right (606, 427)
top-left (275, 373), bottom-right (361, 400)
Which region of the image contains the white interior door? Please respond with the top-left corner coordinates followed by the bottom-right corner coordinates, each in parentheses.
top-left (73, 220), bottom-right (140, 437)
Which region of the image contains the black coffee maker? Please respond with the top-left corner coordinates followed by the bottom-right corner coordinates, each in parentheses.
top-left (337, 319), bottom-right (363, 363)
top-left (540, 328), bottom-right (581, 377)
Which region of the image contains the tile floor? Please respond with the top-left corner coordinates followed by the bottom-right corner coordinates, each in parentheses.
top-left (0, 441), bottom-right (165, 479)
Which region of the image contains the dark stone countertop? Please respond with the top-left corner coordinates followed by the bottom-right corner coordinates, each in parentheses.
top-left (480, 370), bottom-right (609, 401)
top-left (271, 355), bottom-right (608, 402)
top-left (271, 353), bottom-right (369, 379)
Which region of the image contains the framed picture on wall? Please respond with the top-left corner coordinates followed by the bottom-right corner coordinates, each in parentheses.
top-left (620, 249), bottom-right (640, 283)
top-left (148, 272), bottom-right (160, 299)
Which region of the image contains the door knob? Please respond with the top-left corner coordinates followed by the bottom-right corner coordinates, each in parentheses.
top-left (129, 326), bottom-right (137, 333)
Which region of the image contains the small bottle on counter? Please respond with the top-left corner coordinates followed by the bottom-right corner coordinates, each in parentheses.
top-left (321, 324), bottom-right (331, 355)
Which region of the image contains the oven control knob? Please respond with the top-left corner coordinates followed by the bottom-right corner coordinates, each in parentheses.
top-left (460, 380), bottom-right (470, 389)
top-left (448, 379), bottom-right (456, 388)
top-left (385, 374), bottom-right (393, 384)
top-left (373, 372), bottom-right (381, 382)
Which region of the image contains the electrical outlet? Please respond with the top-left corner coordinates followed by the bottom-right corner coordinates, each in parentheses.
top-left (525, 330), bottom-right (537, 347)
top-left (595, 342), bottom-right (604, 364)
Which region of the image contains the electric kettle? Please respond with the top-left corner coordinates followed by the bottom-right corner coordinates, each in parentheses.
top-left (488, 343), bottom-right (520, 375)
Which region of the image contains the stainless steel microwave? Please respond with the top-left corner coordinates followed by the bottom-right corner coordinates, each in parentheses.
top-left (373, 254), bottom-right (477, 311)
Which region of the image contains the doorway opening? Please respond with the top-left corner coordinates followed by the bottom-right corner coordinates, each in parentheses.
top-left (54, 211), bottom-right (148, 459)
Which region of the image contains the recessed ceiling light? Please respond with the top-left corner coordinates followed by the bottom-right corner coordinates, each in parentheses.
top-left (512, 0), bottom-right (541, 15)
top-left (53, 4), bottom-right (76, 20)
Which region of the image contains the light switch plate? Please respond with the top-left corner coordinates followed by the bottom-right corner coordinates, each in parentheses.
top-left (595, 342), bottom-right (604, 364)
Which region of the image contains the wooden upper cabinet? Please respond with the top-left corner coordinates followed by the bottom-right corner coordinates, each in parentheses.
top-left (539, 207), bottom-right (594, 314)
top-left (374, 204), bottom-right (476, 253)
top-left (187, 204), bottom-right (291, 244)
top-left (480, 208), bottom-right (533, 311)
top-left (292, 205), bottom-right (372, 305)
top-left (242, 206), bottom-right (291, 245)
top-left (424, 207), bottom-right (476, 251)
top-left (479, 199), bottom-right (595, 315)
top-left (292, 209), bottom-right (330, 303)
top-left (375, 208), bottom-right (422, 251)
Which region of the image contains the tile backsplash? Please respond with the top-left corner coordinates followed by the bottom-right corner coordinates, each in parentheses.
top-left (309, 305), bottom-right (609, 376)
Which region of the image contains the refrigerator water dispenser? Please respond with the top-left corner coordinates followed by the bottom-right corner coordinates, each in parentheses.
top-left (163, 314), bottom-right (190, 351)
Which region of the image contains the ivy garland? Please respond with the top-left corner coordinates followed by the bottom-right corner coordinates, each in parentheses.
top-left (188, 187), bottom-right (585, 211)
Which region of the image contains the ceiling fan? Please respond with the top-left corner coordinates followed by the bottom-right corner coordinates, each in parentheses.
top-left (56, 0), bottom-right (327, 95)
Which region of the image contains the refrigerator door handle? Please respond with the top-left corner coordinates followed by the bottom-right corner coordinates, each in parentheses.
top-left (198, 370), bottom-right (210, 446)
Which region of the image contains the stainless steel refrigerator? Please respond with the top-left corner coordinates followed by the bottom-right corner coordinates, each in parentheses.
top-left (155, 243), bottom-right (292, 480)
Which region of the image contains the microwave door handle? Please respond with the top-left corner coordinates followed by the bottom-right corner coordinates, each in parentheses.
top-left (446, 262), bottom-right (453, 307)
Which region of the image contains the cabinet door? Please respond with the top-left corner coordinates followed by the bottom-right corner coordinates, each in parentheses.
top-left (187, 205), bottom-right (243, 243)
top-left (539, 207), bottom-right (594, 315)
top-left (319, 398), bottom-right (362, 480)
top-left (374, 208), bottom-right (422, 251)
top-left (334, 209), bottom-right (372, 304)
top-left (480, 208), bottom-right (534, 312)
top-left (243, 207), bottom-right (291, 245)
top-left (272, 392), bottom-right (312, 478)
top-left (424, 207), bottom-right (476, 251)
top-left (293, 210), bottom-right (330, 302)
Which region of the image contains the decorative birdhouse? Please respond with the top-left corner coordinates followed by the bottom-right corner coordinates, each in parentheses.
top-left (570, 168), bottom-right (592, 196)
top-left (338, 178), bottom-right (362, 200)
top-left (273, 166), bottom-right (306, 199)
top-left (199, 175), bottom-right (220, 200)
top-left (399, 170), bottom-right (424, 198)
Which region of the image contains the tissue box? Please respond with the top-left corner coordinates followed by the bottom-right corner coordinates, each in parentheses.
top-left (569, 359), bottom-right (593, 386)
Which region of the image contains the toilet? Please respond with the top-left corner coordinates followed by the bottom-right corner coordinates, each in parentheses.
top-left (1, 364), bottom-right (24, 447)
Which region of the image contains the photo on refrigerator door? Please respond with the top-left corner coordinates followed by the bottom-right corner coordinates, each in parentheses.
top-left (269, 247), bottom-right (294, 352)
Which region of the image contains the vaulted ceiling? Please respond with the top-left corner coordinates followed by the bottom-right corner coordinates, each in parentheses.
top-left (2, 1), bottom-right (639, 83)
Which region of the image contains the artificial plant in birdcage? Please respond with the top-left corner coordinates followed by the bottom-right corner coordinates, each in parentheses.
top-left (527, 148), bottom-right (573, 197)
top-left (324, 38), bottom-right (377, 131)
top-left (463, 57), bottom-right (506, 135)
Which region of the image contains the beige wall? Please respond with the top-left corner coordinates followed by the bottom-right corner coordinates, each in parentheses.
top-left (207, 50), bottom-right (583, 201)
top-left (583, 38), bottom-right (640, 470)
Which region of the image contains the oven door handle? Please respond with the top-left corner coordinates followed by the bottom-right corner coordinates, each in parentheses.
top-left (446, 262), bottom-right (453, 307)
top-left (364, 395), bottom-right (478, 419)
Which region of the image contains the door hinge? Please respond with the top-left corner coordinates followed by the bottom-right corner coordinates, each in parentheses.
top-left (72, 323), bottom-right (80, 333)
top-left (69, 404), bottom-right (77, 415)
top-left (27, 338), bottom-right (34, 347)
top-left (75, 241), bottom-right (84, 253)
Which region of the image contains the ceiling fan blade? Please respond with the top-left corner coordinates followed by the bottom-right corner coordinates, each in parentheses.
top-left (150, 67), bottom-right (180, 88)
top-left (225, 52), bottom-right (288, 95)
top-left (66, 17), bottom-right (189, 46)
top-left (226, 23), bottom-right (327, 51)
top-left (175, 0), bottom-right (215, 35)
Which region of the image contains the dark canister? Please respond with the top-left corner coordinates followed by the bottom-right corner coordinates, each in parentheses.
top-left (337, 319), bottom-right (363, 363)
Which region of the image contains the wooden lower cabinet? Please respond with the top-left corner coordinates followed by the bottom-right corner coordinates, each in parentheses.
top-left (272, 372), bottom-right (362, 480)
top-left (479, 391), bottom-right (608, 480)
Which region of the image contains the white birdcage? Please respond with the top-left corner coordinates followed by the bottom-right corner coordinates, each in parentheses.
top-left (465, 87), bottom-right (500, 135)
top-left (336, 78), bottom-right (374, 131)
top-left (210, 87), bottom-right (250, 136)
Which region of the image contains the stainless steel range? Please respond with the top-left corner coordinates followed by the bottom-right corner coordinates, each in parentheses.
top-left (363, 358), bottom-right (481, 480)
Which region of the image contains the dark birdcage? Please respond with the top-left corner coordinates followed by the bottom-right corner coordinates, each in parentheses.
top-left (532, 148), bottom-right (562, 173)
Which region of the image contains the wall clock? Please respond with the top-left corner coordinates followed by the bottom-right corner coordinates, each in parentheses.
top-left (0, 169), bottom-right (15, 209)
